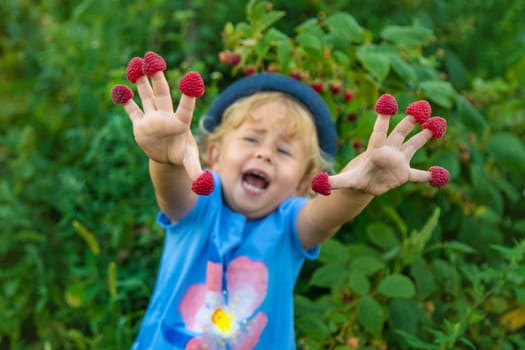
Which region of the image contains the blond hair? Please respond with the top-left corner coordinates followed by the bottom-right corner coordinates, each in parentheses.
top-left (199, 92), bottom-right (332, 183)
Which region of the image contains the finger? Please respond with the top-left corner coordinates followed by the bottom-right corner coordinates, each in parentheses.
top-left (182, 134), bottom-right (203, 181)
top-left (387, 115), bottom-right (417, 147)
top-left (326, 169), bottom-right (359, 190)
top-left (150, 71), bottom-right (173, 112)
top-left (402, 129), bottom-right (433, 159)
top-left (135, 75), bottom-right (157, 112)
top-left (368, 114), bottom-right (391, 148)
top-left (408, 168), bottom-right (431, 183)
top-left (123, 99), bottom-right (144, 123)
top-left (175, 94), bottom-right (196, 126)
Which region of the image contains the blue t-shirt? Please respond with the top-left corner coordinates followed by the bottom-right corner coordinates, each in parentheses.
top-left (132, 171), bottom-right (319, 350)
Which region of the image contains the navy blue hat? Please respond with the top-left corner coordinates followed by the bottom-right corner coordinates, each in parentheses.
top-left (203, 73), bottom-right (337, 159)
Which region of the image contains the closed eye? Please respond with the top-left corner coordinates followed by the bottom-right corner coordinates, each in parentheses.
top-left (277, 147), bottom-right (292, 156)
top-left (242, 136), bottom-right (258, 143)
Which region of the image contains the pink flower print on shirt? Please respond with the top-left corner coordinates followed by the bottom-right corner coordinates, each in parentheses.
top-left (179, 256), bottom-right (269, 350)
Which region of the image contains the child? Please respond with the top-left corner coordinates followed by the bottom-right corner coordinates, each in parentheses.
top-left (113, 52), bottom-right (446, 349)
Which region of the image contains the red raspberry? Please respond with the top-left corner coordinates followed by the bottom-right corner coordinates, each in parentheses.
top-left (143, 51), bottom-right (167, 76)
top-left (428, 166), bottom-right (449, 187)
top-left (310, 81), bottom-right (324, 93)
top-left (406, 100), bottom-right (431, 124)
top-left (243, 66), bottom-right (257, 76)
top-left (329, 81), bottom-right (342, 95)
top-left (111, 85), bottom-right (133, 104)
top-left (290, 71), bottom-right (303, 81)
top-left (374, 94), bottom-right (398, 115)
top-left (344, 90), bottom-right (355, 102)
top-left (311, 172), bottom-right (331, 195)
top-left (423, 117), bottom-right (447, 139)
top-left (218, 50), bottom-right (241, 66)
top-left (126, 57), bottom-right (144, 83)
top-left (192, 170), bottom-right (214, 195)
top-left (178, 71), bottom-right (205, 97)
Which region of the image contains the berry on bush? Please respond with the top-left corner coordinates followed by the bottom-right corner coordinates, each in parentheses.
top-left (311, 172), bottom-right (331, 195)
top-left (143, 51), bottom-right (167, 76)
top-left (423, 117), bottom-right (447, 139)
top-left (243, 66), bottom-right (257, 76)
top-left (428, 166), bottom-right (449, 187)
top-left (191, 170), bottom-right (214, 195)
top-left (111, 85), bottom-right (133, 104)
top-left (406, 100), bottom-right (431, 124)
top-left (126, 57), bottom-right (144, 83)
top-left (329, 81), bottom-right (342, 95)
top-left (218, 50), bottom-right (241, 66)
top-left (344, 90), bottom-right (355, 102)
top-left (178, 71), bottom-right (205, 97)
top-left (374, 94), bottom-right (398, 115)
top-left (310, 81), bottom-right (324, 93)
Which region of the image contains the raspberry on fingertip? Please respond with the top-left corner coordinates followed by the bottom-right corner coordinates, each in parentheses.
top-left (428, 166), bottom-right (449, 187)
top-left (111, 84), bottom-right (133, 104)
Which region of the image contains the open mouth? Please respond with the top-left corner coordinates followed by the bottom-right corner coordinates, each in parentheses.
top-left (242, 170), bottom-right (269, 193)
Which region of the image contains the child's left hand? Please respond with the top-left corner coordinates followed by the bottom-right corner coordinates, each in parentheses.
top-left (312, 95), bottom-right (449, 196)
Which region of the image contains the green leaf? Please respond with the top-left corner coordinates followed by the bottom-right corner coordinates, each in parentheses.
top-left (474, 206), bottom-right (502, 225)
top-left (347, 243), bottom-right (382, 260)
top-left (254, 11), bottom-right (286, 33)
top-left (277, 39), bottom-right (292, 72)
top-left (350, 255), bottom-right (384, 276)
top-left (294, 295), bottom-right (321, 316)
top-left (389, 299), bottom-right (420, 334)
top-left (72, 220), bottom-right (100, 255)
top-left (107, 262), bottom-right (117, 298)
top-left (333, 50), bottom-right (350, 67)
top-left (246, 0), bottom-right (267, 24)
top-left (266, 27), bottom-right (288, 42)
top-left (439, 241), bottom-right (477, 254)
top-left (366, 222), bottom-right (400, 250)
top-left (357, 47), bottom-right (390, 82)
top-left (488, 132), bottom-right (525, 174)
top-left (324, 12), bottom-right (364, 43)
top-left (377, 274), bottom-right (416, 298)
top-left (296, 32), bottom-right (323, 53)
top-left (296, 315), bottom-right (332, 340)
top-left (396, 330), bottom-right (437, 349)
top-left (420, 80), bottom-right (456, 108)
top-left (318, 238), bottom-right (350, 264)
top-left (428, 150), bottom-right (461, 180)
top-left (390, 54), bottom-right (416, 82)
top-left (401, 208), bottom-right (440, 266)
top-left (456, 95), bottom-right (487, 131)
top-left (235, 22), bottom-right (253, 37)
top-left (349, 270), bottom-right (370, 295)
top-left (380, 25), bottom-right (433, 46)
top-left (310, 263), bottom-right (348, 288)
top-left (357, 296), bottom-right (384, 337)
top-left (410, 260), bottom-right (437, 298)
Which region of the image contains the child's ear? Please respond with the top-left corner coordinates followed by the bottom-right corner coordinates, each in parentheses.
top-left (206, 142), bottom-right (221, 169)
top-left (295, 174), bottom-right (311, 197)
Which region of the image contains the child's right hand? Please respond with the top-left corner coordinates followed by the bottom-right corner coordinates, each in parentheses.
top-left (114, 54), bottom-right (204, 182)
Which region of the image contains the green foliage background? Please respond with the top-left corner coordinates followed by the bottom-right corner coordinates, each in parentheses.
top-left (1, 0), bottom-right (524, 349)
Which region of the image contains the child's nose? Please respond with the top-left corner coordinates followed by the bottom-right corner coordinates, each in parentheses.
top-left (255, 145), bottom-right (273, 162)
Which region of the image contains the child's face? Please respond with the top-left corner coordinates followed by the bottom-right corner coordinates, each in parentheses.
top-left (207, 99), bottom-right (310, 219)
